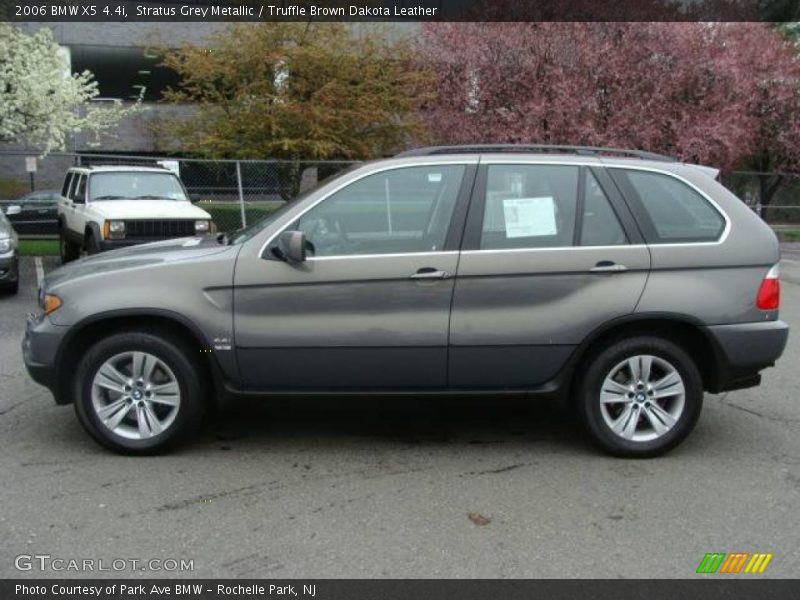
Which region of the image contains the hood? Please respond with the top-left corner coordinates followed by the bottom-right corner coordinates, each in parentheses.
top-left (89, 200), bottom-right (212, 220)
top-left (44, 236), bottom-right (233, 289)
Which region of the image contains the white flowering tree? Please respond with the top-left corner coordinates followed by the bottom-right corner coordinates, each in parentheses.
top-left (0, 24), bottom-right (139, 154)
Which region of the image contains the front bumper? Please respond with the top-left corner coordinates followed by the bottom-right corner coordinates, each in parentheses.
top-left (22, 313), bottom-right (69, 403)
top-left (0, 251), bottom-right (18, 286)
top-left (705, 320), bottom-right (789, 392)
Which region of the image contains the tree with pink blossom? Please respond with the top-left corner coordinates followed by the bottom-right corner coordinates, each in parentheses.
top-left (419, 22), bottom-right (800, 211)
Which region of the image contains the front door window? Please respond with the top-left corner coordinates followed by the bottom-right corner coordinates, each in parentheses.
top-left (296, 165), bottom-right (466, 257)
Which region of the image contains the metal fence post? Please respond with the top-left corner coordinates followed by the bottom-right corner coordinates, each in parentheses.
top-left (236, 160), bottom-right (247, 228)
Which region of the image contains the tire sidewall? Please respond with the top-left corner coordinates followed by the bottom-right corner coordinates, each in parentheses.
top-left (73, 332), bottom-right (204, 454)
top-left (59, 231), bottom-right (69, 263)
top-left (85, 233), bottom-right (97, 255)
top-left (579, 336), bottom-right (703, 457)
top-left (59, 228), bottom-right (78, 263)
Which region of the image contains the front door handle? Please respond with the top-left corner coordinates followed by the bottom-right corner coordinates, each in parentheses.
top-left (590, 261), bottom-right (629, 273)
top-left (410, 268), bottom-right (451, 280)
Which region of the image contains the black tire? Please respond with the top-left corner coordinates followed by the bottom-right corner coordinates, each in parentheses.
top-left (85, 232), bottom-right (99, 255)
top-left (0, 279), bottom-right (18, 295)
top-left (59, 229), bottom-right (80, 263)
top-left (576, 336), bottom-right (703, 458)
top-left (73, 331), bottom-right (206, 455)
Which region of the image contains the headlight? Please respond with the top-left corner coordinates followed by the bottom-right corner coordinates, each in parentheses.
top-left (0, 237), bottom-right (13, 253)
top-left (103, 221), bottom-right (125, 239)
top-left (194, 220), bottom-right (210, 234)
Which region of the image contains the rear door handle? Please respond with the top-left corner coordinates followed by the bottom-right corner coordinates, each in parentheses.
top-left (410, 268), bottom-right (451, 280)
top-left (590, 261), bottom-right (629, 273)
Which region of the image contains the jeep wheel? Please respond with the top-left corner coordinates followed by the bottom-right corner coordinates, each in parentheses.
top-left (59, 231), bottom-right (80, 264)
top-left (73, 331), bottom-right (205, 454)
top-left (577, 336), bottom-right (703, 458)
top-left (85, 232), bottom-right (99, 255)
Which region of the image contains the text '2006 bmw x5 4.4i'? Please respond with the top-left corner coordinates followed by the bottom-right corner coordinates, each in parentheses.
top-left (23, 146), bottom-right (789, 456)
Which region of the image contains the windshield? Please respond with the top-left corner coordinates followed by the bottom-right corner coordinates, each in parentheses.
top-left (89, 172), bottom-right (188, 202)
top-left (227, 163), bottom-right (362, 245)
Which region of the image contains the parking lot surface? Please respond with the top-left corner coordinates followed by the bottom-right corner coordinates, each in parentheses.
top-left (0, 252), bottom-right (798, 578)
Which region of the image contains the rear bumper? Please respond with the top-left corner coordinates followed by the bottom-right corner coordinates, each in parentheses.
top-left (704, 320), bottom-right (789, 392)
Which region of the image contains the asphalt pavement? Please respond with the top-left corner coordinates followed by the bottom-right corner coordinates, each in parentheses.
top-left (0, 251), bottom-right (798, 578)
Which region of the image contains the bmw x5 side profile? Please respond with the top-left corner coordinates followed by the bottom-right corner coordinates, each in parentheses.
top-left (23, 145), bottom-right (789, 456)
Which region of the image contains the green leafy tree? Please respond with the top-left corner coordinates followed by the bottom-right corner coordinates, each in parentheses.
top-left (161, 23), bottom-right (430, 200)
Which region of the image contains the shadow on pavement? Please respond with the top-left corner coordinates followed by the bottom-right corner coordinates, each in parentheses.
top-left (202, 395), bottom-right (586, 450)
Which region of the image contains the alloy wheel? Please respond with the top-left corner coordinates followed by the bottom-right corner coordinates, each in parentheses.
top-left (599, 354), bottom-right (686, 443)
top-left (90, 351), bottom-right (181, 440)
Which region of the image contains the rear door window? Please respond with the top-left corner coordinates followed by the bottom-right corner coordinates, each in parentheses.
top-left (72, 175), bottom-right (86, 202)
top-left (614, 169), bottom-right (725, 243)
top-left (61, 173), bottom-right (73, 198)
top-left (480, 164), bottom-right (578, 250)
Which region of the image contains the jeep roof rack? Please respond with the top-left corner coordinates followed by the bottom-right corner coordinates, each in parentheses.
top-left (395, 144), bottom-right (676, 162)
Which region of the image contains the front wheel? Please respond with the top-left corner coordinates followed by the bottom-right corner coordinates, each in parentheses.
top-left (577, 336), bottom-right (703, 458)
top-left (73, 331), bottom-right (205, 454)
top-left (85, 232), bottom-right (99, 255)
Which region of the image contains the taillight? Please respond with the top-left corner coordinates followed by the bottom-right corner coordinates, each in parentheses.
top-left (756, 264), bottom-right (780, 311)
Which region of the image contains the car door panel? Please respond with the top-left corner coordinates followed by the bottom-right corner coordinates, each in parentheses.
top-left (233, 163), bottom-right (475, 391)
top-left (234, 253), bottom-right (458, 389)
top-left (449, 247), bottom-right (650, 387)
top-left (448, 163), bottom-right (650, 389)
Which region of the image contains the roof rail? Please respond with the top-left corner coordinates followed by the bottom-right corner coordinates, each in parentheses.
top-left (395, 144), bottom-right (676, 162)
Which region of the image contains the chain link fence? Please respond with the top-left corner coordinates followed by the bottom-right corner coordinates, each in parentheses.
top-left (0, 152), bottom-right (360, 237)
top-left (721, 171), bottom-right (800, 230)
top-left (1, 152), bottom-right (798, 240)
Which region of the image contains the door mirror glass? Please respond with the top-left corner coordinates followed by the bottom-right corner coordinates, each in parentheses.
top-left (4, 205), bottom-right (21, 216)
top-left (275, 230), bottom-right (307, 263)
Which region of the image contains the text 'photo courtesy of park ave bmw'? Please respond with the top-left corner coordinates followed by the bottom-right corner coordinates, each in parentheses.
top-left (2, 0), bottom-right (800, 589)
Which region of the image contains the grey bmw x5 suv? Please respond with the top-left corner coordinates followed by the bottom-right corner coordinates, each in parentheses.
top-left (23, 145), bottom-right (789, 456)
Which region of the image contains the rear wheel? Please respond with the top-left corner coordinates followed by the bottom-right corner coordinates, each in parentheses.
top-left (73, 331), bottom-right (205, 454)
top-left (577, 336), bottom-right (703, 457)
top-left (59, 229), bottom-right (80, 263)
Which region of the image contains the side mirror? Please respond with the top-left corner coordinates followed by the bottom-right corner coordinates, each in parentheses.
top-left (276, 230), bottom-right (307, 263)
top-left (5, 205), bottom-right (21, 216)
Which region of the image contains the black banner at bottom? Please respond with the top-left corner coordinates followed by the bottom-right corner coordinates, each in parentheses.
top-left (2, 580), bottom-right (799, 600)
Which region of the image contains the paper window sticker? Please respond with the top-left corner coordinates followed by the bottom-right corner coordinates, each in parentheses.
top-left (502, 196), bottom-right (557, 238)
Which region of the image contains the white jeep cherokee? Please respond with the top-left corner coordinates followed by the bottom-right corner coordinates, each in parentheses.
top-left (58, 165), bottom-right (214, 263)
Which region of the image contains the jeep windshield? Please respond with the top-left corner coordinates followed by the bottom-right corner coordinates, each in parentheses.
top-left (89, 172), bottom-right (189, 202)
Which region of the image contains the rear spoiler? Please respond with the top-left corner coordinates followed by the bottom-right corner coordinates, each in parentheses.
top-left (686, 164), bottom-right (720, 180)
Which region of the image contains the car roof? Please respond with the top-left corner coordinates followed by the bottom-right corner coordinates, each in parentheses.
top-left (389, 146), bottom-right (717, 178)
top-left (68, 165), bottom-right (172, 174)
top-left (396, 144), bottom-right (676, 162)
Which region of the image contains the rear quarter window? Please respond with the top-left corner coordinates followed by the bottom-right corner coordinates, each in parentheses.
top-left (613, 169), bottom-right (726, 243)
